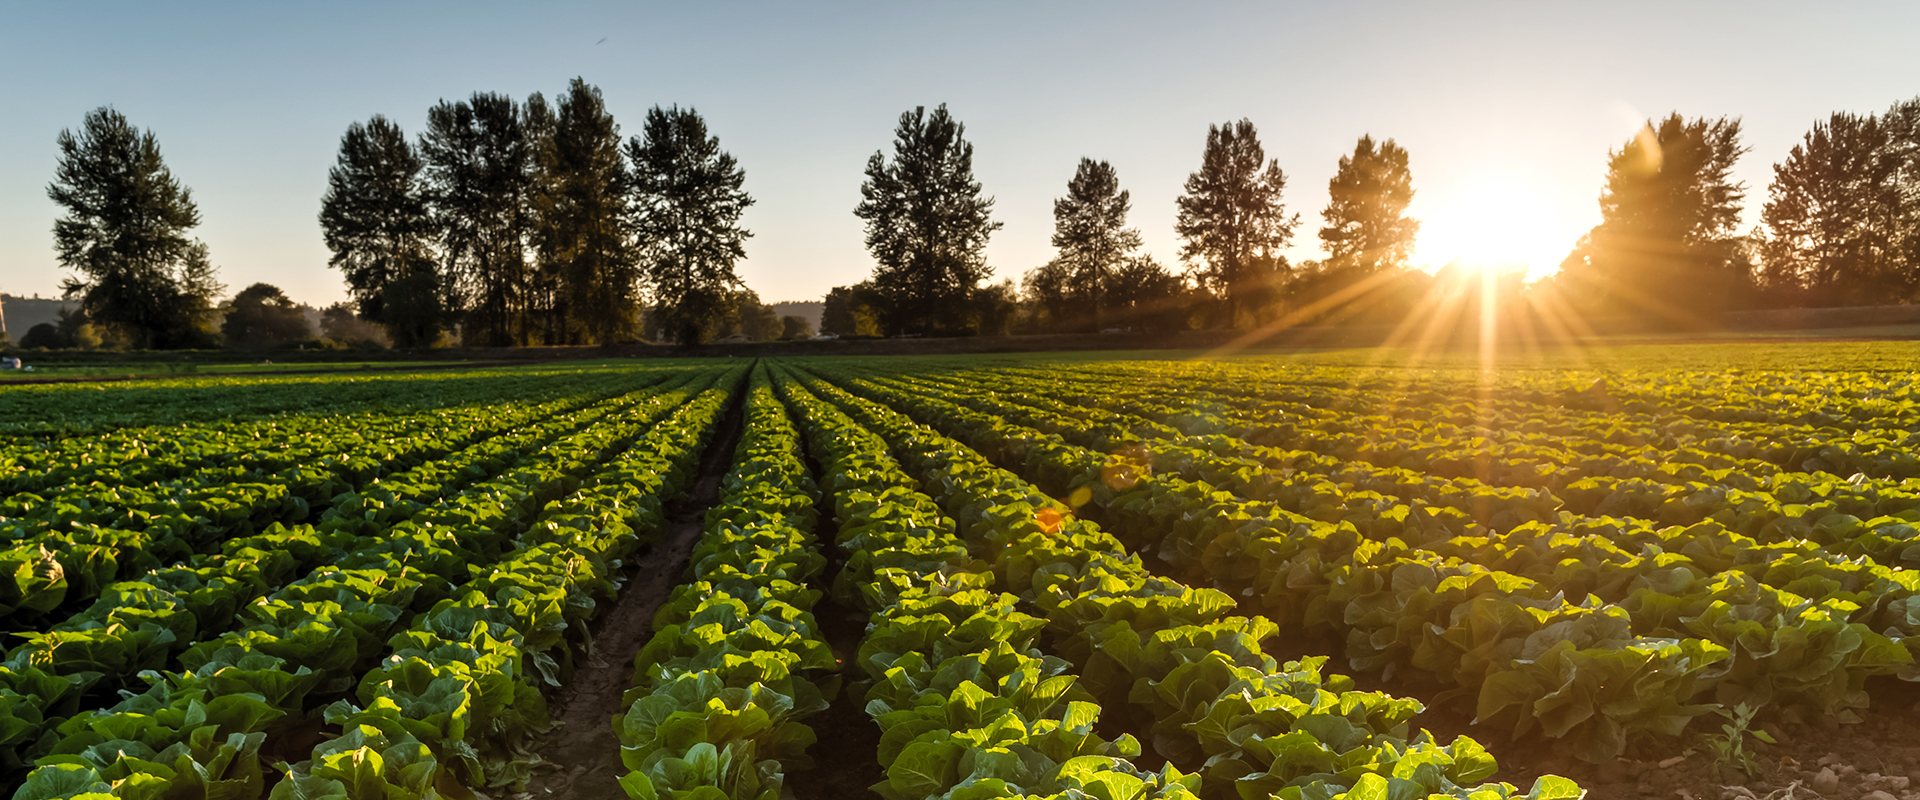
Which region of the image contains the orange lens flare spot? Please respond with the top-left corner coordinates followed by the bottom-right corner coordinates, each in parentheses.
top-left (1068, 486), bottom-right (1093, 508)
top-left (1036, 506), bottom-right (1064, 534)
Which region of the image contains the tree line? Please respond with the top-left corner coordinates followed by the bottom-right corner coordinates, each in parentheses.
top-left (29, 91), bottom-right (1920, 351)
top-left (825, 100), bottom-right (1920, 336)
top-left (320, 78), bottom-right (761, 346)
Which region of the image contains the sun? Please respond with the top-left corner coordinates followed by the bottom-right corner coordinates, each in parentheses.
top-left (1413, 177), bottom-right (1570, 279)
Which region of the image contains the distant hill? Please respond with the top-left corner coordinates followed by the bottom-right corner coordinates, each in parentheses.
top-left (1, 295), bottom-right (77, 338)
top-left (769, 301), bottom-right (823, 333)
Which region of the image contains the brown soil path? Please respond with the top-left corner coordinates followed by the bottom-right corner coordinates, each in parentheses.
top-left (514, 386), bottom-right (747, 800)
top-left (788, 449), bottom-right (886, 800)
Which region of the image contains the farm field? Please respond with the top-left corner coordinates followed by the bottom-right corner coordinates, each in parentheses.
top-left (5, 345), bottom-right (1920, 800)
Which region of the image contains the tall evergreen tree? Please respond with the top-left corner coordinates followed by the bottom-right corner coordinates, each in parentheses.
top-left (1174, 119), bottom-right (1298, 327)
top-left (532, 79), bottom-right (635, 345)
top-left (1559, 114), bottom-right (1751, 318)
top-left (854, 104), bottom-right (1002, 335)
top-left (629, 104), bottom-right (753, 345)
top-left (1319, 135), bottom-right (1419, 276)
top-left (48, 107), bottom-right (218, 348)
top-left (1047, 158), bottom-right (1142, 330)
top-left (421, 92), bottom-right (538, 345)
top-left (319, 115), bottom-right (442, 347)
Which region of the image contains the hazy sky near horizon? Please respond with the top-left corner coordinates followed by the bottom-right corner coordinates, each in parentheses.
top-left (3, 1), bottom-right (1917, 308)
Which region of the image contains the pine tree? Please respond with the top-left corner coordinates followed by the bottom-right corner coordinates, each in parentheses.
top-left (1174, 119), bottom-right (1298, 328)
top-left (48, 107), bottom-right (217, 348)
top-left (854, 104), bottom-right (1002, 335)
top-left (319, 115), bottom-right (441, 347)
top-left (629, 105), bottom-right (753, 345)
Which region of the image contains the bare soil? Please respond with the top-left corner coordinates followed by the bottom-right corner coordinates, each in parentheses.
top-left (515, 389), bottom-right (747, 800)
top-left (787, 449), bottom-right (888, 800)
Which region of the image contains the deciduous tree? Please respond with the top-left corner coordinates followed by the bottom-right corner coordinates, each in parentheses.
top-left (48, 107), bottom-right (219, 348)
top-left (1174, 119), bottom-right (1298, 327)
top-left (854, 104), bottom-right (1002, 335)
top-left (1048, 158), bottom-right (1142, 330)
top-left (629, 105), bottom-right (752, 346)
top-left (1759, 102), bottom-right (1920, 305)
top-left (820, 283), bottom-right (878, 337)
top-left (1559, 114), bottom-right (1752, 319)
top-left (319, 115), bottom-right (441, 347)
top-left (221, 283), bottom-right (311, 348)
top-left (1318, 135), bottom-right (1419, 277)
top-left (421, 92), bottom-right (538, 345)
top-left (533, 79), bottom-right (636, 344)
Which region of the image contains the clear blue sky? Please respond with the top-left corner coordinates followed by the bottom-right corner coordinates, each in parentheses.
top-left (3, 1), bottom-right (1916, 307)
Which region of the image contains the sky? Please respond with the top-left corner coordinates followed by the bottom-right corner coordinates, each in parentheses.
top-left (3, 1), bottom-right (1917, 308)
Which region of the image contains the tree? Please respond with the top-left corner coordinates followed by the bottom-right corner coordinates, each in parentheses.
top-left (780, 315), bottom-right (812, 339)
top-left (1048, 158), bottom-right (1142, 330)
top-left (20, 324), bottom-right (65, 350)
top-left (533, 79), bottom-right (637, 344)
top-left (1021, 258), bottom-right (1082, 332)
top-left (221, 283), bottom-right (311, 348)
top-left (1759, 103), bottom-right (1920, 305)
top-left (820, 283), bottom-right (879, 336)
top-left (1107, 255), bottom-right (1189, 331)
top-left (1318, 135), bottom-right (1419, 277)
top-left (855, 104), bottom-right (1002, 335)
top-left (973, 279), bottom-right (1020, 336)
top-left (734, 291), bottom-right (781, 341)
top-left (629, 105), bottom-right (753, 346)
top-left (421, 92), bottom-right (539, 345)
top-left (48, 107), bottom-right (220, 348)
top-left (1174, 119), bottom-right (1298, 327)
top-left (319, 302), bottom-right (388, 345)
top-left (1559, 114), bottom-right (1751, 319)
top-left (320, 115), bottom-right (442, 347)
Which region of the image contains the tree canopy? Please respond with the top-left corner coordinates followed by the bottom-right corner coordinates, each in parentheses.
top-left (48, 107), bottom-right (221, 348)
top-left (854, 104), bottom-right (1002, 335)
top-left (1174, 119), bottom-right (1298, 327)
top-left (319, 114), bottom-right (440, 347)
top-left (1758, 99), bottom-right (1920, 305)
top-left (629, 105), bottom-right (753, 345)
top-left (1559, 114), bottom-right (1751, 319)
top-left (1045, 158), bottom-right (1142, 330)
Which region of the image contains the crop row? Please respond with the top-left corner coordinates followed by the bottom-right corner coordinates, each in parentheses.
top-left (615, 366), bottom-right (835, 800)
top-left (7, 366), bottom-right (740, 799)
top-left (817, 364), bottom-right (1916, 762)
top-left (786, 366), bottom-right (1582, 799)
top-left (0, 369), bottom-right (683, 639)
top-left (0, 362), bottom-right (676, 436)
top-left (0, 366), bottom-right (672, 496)
top-left (1023, 360), bottom-right (1920, 482)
